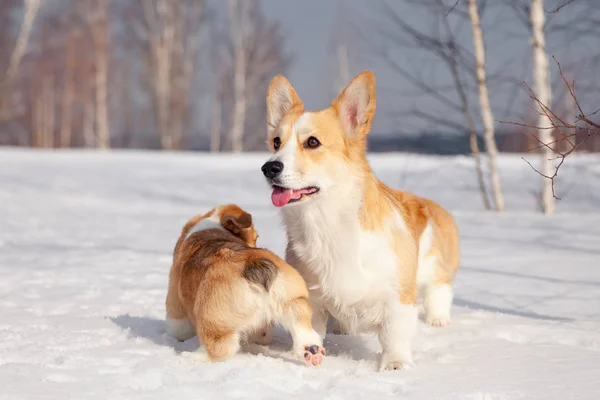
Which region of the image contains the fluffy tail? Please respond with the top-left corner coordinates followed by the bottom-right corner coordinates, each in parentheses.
top-left (243, 258), bottom-right (277, 291)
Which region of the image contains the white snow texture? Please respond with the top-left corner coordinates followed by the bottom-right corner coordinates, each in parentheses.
top-left (1, 148), bottom-right (599, 400)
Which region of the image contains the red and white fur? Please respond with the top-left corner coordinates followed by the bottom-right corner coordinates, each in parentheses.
top-left (165, 204), bottom-right (326, 366)
top-left (260, 71), bottom-right (461, 371)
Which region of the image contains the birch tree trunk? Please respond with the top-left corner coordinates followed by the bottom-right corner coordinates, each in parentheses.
top-left (83, 81), bottom-right (96, 147)
top-left (4, 0), bottom-right (41, 83)
top-left (0, 0), bottom-right (41, 121)
top-left (210, 73), bottom-right (222, 152)
top-left (436, 3), bottom-right (492, 210)
top-left (468, 0), bottom-right (504, 212)
top-left (89, 0), bottom-right (111, 149)
top-left (227, 0), bottom-right (249, 153)
top-left (60, 30), bottom-right (76, 147)
top-left (530, 0), bottom-right (555, 215)
top-left (34, 76), bottom-right (56, 148)
top-left (333, 0), bottom-right (350, 94)
top-left (143, 0), bottom-right (174, 150)
top-left (446, 41), bottom-right (492, 211)
top-left (169, 1), bottom-right (202, 151)
top-left (44, 76), bottom-right (56, 148)
top-left (463, 93), bottom-right (492, 211)
top-left (335, 41), bottom-right (350, 94)
top-left (140, 0), bottom-right (204, 151)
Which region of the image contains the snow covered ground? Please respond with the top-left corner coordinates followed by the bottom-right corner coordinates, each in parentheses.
top-left (1, 148), bottom-right (599, 399)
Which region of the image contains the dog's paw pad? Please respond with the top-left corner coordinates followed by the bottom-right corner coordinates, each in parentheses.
top-left (303, 345), bottom-right (326, 367)
top-left (384, 361), bottom-right (404, 371)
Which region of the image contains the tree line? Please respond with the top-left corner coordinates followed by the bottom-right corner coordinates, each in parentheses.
top-left (0, 0), bottom-right (290, 152)
top-left (0, 0), bottom-right (598, 215)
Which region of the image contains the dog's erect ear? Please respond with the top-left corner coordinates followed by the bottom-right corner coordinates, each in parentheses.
top-left (221, 212), bottom-right (253, 236)
top-left (266, 75), bottom-right (303, 132)
top-left (331, 71), bottom-right (376, 137)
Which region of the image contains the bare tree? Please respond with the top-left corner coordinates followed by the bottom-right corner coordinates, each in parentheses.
top-left (33, 74), bottom-right (56, 148)
top-left (27, 1), bottom-right (101, 149)
top-left (468, 0), bottom-right (505, 211)
top-left (209, 43), bottom-right (225, 152)
top-left (0, 0), bottom-right (41, 122)
top-left (59, 24), bottom-right (78, 147)
top-left (4, 0), bottom-right (41, 84)
top-left (130, 0), bottom-right (206, 150)
top-left (210, 77), bottom-right (223, 152)
top-left (87, 0), bottom-right (111, 149)
top-left (226, 0), bottom-right (250, 153)
top-left (372, 0), bottom-right (493, 210)
top-left (215, 0), bottom-right (290, 152)
top-left (329, 0), bottom-right (351, 96)
top-left (530, 0), bottom-right (555, 215)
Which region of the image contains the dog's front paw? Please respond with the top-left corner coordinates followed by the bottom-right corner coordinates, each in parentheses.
top-left (382, 361), bottom-right (409, 371)
top-left (303, 345), bottom-right (326, 367)
top-left (379, 352), bottom-right (414, 372)
top-left (427, 317), bottom-right (451, 327)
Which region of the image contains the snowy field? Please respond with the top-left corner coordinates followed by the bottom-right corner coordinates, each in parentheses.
top-left (1, 147), bottom-right (599, 400)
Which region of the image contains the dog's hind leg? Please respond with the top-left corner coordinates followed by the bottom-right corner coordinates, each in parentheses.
top-left (423, 264), bottom-right (454, 327)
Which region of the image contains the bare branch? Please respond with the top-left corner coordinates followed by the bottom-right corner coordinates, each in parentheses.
top-left (372, 0), bottom-right (493, 210)
top-left (499, 57), bottom-right (600, 200)
top-left (446, 0), bottom-right (461, 16)
top-left (545, 0), bottom-right (577, 13)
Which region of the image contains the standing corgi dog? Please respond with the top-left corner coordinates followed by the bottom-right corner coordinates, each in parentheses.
top-left (165, 204), bottom-right (326, 366)
top-left (260, 71), bottom-right (460, 371)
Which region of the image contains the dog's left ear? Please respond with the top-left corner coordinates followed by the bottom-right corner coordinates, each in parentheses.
top-left (221, 212), bottom-right (253, 236)
top-left (331, 70), bottom-right (376, 137)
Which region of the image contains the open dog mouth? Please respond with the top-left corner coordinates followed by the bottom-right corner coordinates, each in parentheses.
top-left (270, 185), bottom-right (320, 207)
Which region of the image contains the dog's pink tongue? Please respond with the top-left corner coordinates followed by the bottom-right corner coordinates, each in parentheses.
top-left (271, 186), bottom-right (292, 207)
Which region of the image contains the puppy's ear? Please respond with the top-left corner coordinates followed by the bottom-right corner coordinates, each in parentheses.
top-left (221, 212), bottom-right (253, 236)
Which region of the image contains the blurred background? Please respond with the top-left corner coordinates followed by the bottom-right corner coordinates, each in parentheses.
top-left (0, 0), bottom-right (598, 154)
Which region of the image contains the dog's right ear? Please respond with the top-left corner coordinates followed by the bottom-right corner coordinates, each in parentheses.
top-left (331, 70), bottom-right (376, 138)
top-left (266, 75), bottom-right (303, 132)
top-left (221, 212), bottom-right (253, 237)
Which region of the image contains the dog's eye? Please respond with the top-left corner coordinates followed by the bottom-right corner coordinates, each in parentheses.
top-left (306, 136), bottom-right (320, 149)
top-left (273, 137), bottom-right (281, 151)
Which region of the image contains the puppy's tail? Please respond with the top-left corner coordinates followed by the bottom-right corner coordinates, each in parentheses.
top-left (243, 258), bottom-right (277, 292)
top-left (172, 213), bottom-right (207, 259)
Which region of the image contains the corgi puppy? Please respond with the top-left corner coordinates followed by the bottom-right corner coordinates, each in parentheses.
top-left (260, 71), bottom-right (460, 371)
top-left (165, 204), bottom-right (326, 366)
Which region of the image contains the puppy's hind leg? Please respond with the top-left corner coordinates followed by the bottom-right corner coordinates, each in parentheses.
top-left (279, 297), bottom-right (326, 367)
top-left (165, 279), bottom-right (195, 341)
top-left (202, 331), bottom-right (241, 362)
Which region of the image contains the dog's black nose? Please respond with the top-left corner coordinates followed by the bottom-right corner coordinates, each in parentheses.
top-left (261, 161), bottom-right (283, 179)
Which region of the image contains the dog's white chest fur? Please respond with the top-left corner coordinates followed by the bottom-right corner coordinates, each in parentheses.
top-left (283, 200), bottom-right (401, 333)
